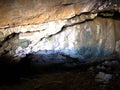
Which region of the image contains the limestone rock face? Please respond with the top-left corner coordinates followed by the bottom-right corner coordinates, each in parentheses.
top-left (0, 0), bottom-right (120, 64)
top-left (0, 0), bottom-right (97, 27)
top-left (0, 0), bottom-right (120, 27)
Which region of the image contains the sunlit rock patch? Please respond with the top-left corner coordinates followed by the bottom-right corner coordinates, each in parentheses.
top-left (0, 15), bottom-right (119, 64)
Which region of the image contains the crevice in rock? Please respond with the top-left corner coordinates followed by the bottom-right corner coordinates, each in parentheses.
top-left (98, 11), bottom-right (120, 20)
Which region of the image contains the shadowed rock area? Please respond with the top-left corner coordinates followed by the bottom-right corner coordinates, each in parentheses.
top-left (0, 54), bottom-right (120, 90)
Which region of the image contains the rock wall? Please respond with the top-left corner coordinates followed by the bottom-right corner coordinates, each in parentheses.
top-left (0, 0), bottom-right (120, 64)
top-left (0, 0), bottom-right (97, 27)
top-left (0, 0), bottom-right (120, 27)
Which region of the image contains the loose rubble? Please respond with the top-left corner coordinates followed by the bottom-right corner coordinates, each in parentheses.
top-left (90, 59), bottom-right (120, 84)
top-left (95, 72), bottom-right (112, 83)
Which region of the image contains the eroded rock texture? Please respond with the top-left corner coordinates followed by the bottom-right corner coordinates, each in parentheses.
top-left (0, 0), bottom-right (120, 64)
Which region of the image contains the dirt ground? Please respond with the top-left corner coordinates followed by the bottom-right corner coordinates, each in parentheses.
top-left (0, 64), bottom-right (119, 90)
top-left (0, 54), bottom-right (120, 90)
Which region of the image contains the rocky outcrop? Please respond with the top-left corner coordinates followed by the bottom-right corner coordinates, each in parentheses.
top-left (0, 0), bottom-right (96, 27)
top-left (0, 0), bottom-right (120, 64)
top-left (0, 0), bottom-right (120, 27)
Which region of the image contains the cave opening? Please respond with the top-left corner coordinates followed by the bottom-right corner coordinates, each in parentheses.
top-left (0, 0), bottom-right (120, 89)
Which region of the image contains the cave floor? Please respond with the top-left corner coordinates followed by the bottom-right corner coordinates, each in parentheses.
top-left (0, 64), bottom-right (119, 90)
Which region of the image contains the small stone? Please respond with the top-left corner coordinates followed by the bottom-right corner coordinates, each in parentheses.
top-left (88, 67), bottom-right (94, 71)
top-left (115, 73), bottom-right (119, 77)
top-left (102, 61), bottom-right (111, 66)
top-left (96, 65), bottom-right (106, 70)
top-left (111, 61), bottom-right (119, 66)
top-left (13, 56), bottom-right (21, 63)
top-left (102, 60), bottom-right (120, 68)
top-left (95, 72), bottom-right (112, 83)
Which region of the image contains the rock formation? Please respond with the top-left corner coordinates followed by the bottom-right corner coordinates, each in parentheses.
top-left (0, 0), bottom-right (120, 64)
